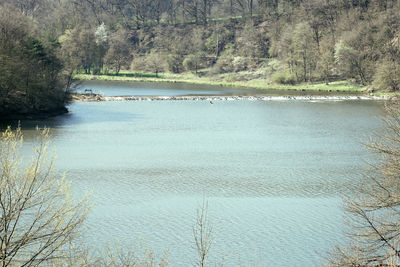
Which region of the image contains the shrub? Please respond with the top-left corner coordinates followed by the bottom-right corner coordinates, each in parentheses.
top-left (0, 127), bottom-right (89, 266)
top-left (271, 71), bottom-right (297, 85)
top-left (231, 56), bottom-right (248, 72)
top-left (213, 56), bottom-right (234, 74)
top-left (166, 54), bottom-right (183, 73)
top-left (145, 52), bottom-right (166, 77)
top-left (183, 54), bottom-right (202, 73)
top-left (130, 56), bottom-right (147, 72)
top-left (372, 60), bottom-right (400, 91)
top-left (328, 101), bottom-right (400, 266)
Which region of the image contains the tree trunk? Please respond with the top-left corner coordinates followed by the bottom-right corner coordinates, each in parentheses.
top-left (203, 0), bottom-right (207, 24)
top-left (216, 32), bottom-right (220, 58)
top-left (248, 0), bottom-right (253, 17)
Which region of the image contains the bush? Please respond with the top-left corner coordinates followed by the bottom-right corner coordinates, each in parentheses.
top-left (213, 56), bottom-right (234, 74)
top-left (166, 54), bottom-right (183, 73)
top-left (130, 56), bottom-right (147, 72)
top-left (328, 101), bottom-right (400, 266)
top-left (231, 56), bottom-right (248, 72)
top-left (271, 71), bottom-right (297, 85)
top-left (0, 127), bottom-right (89, 266)
top-left (145, 52), bottom-right (166, 77)
top-left (372, 60), bottom-right (400, 91)
top-left (183, 54), bottom-right (201, 73)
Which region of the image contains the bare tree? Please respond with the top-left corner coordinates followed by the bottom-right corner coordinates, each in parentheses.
top-left (0, 127), bottom-right (89, 267)
top-left (145, 51), bottom-right (166, 78)
top-left (193, 201), bottom-right (213, 267)
top-left (98, 244), bottom-right (168, 267)
top-left (328, 100), bottom-right (400, 266)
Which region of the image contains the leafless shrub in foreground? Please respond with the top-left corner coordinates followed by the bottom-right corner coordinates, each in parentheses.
top-left (328, 100), bottom-right (400, 266)
top-left (193, 201), bottom-right (214, 267)
top-left (0, 127), bottom-right (90, 267)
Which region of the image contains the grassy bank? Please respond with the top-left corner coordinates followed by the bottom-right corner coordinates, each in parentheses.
top-left (75, 71), bottom-right (367, 93)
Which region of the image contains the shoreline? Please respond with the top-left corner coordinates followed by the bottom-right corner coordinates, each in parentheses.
top-left (72, 94), bottom-right (387, 102)
top-left (75, 74), bottom-right (367, 93)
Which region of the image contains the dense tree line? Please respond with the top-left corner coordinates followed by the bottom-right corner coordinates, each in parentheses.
top-left (1, 0), bottom-right (400, 116)
top-left (0, 4), bottom-right (68, 118)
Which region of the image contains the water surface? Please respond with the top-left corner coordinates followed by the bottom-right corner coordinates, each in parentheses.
top-left (2, 96), bottom-right (384, 266)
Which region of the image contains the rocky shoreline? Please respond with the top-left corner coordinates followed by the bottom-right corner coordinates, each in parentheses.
top-left (72, 94), bottom-right (387, 102)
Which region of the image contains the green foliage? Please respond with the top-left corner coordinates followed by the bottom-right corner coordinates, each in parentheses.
top-left (0, 127), bottom-right (89, 265)
top-left (104, 29), bottom-right (131, 75)
top-left (166, 54), bottom-right (183, 73)
top-left (3, 0), bottom-right (400, 118)
top-left (334, 41), bottom-right (368, 85)
top-left (373, 60), bottom-right (400, 91)
top-left (271, 71), bottom-right (297, 85)
top-left (277, 22), bottom-right (317, 83)
top-left (205, 24), bottom-right (234, 57)
top-left (0, 5), bottom-right (67, 116)
top-left (121, 72), bottom-right (160, 78)
top-left (61, 27), bottom-right (98, 75)
top-left (316, 38), bottom-right (336, 83)
top-left (183, 54), bottom-right (203, 73)
top-left (213, 56), bottom-right (234, 74)
top-left (145, 51), bottom-right (166, 77)
top-left (231, 56), bottom-right (251, 72)
top-left (236, 22), bottom-right (269, 59)
top-left (130, 55), bottom-right (147, 72)
top-left (211, 44), bottom-right (233, 73)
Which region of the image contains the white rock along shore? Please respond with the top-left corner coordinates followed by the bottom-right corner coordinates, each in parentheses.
top-left (72, 93), bottom-right (390, 102)
top-left (100, 95), bottom-right (386, 101)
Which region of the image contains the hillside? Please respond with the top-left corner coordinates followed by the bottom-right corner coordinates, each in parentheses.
top-left (1, 0), bottom-right (400, 117)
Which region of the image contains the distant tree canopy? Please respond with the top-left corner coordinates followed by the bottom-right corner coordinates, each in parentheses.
top-left (1, 0), bottom-right (400, 116)
top-left (0, 4), bottom-right (67, 117)
top-left (53, 0), bottom-right (400, 90)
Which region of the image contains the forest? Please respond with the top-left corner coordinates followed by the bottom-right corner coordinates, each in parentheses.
top-left (1, 0), bottom-right (400, 116)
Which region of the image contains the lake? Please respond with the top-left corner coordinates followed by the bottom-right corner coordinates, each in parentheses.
top-left (1, 82), bottom-right (385, 266)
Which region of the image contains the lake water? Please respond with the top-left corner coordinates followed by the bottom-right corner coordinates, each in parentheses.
top-left (1, 82), bottom-right (385, 266)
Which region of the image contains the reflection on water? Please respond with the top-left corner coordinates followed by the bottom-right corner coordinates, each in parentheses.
top-left (1, 99), bottom-right (384, 266)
